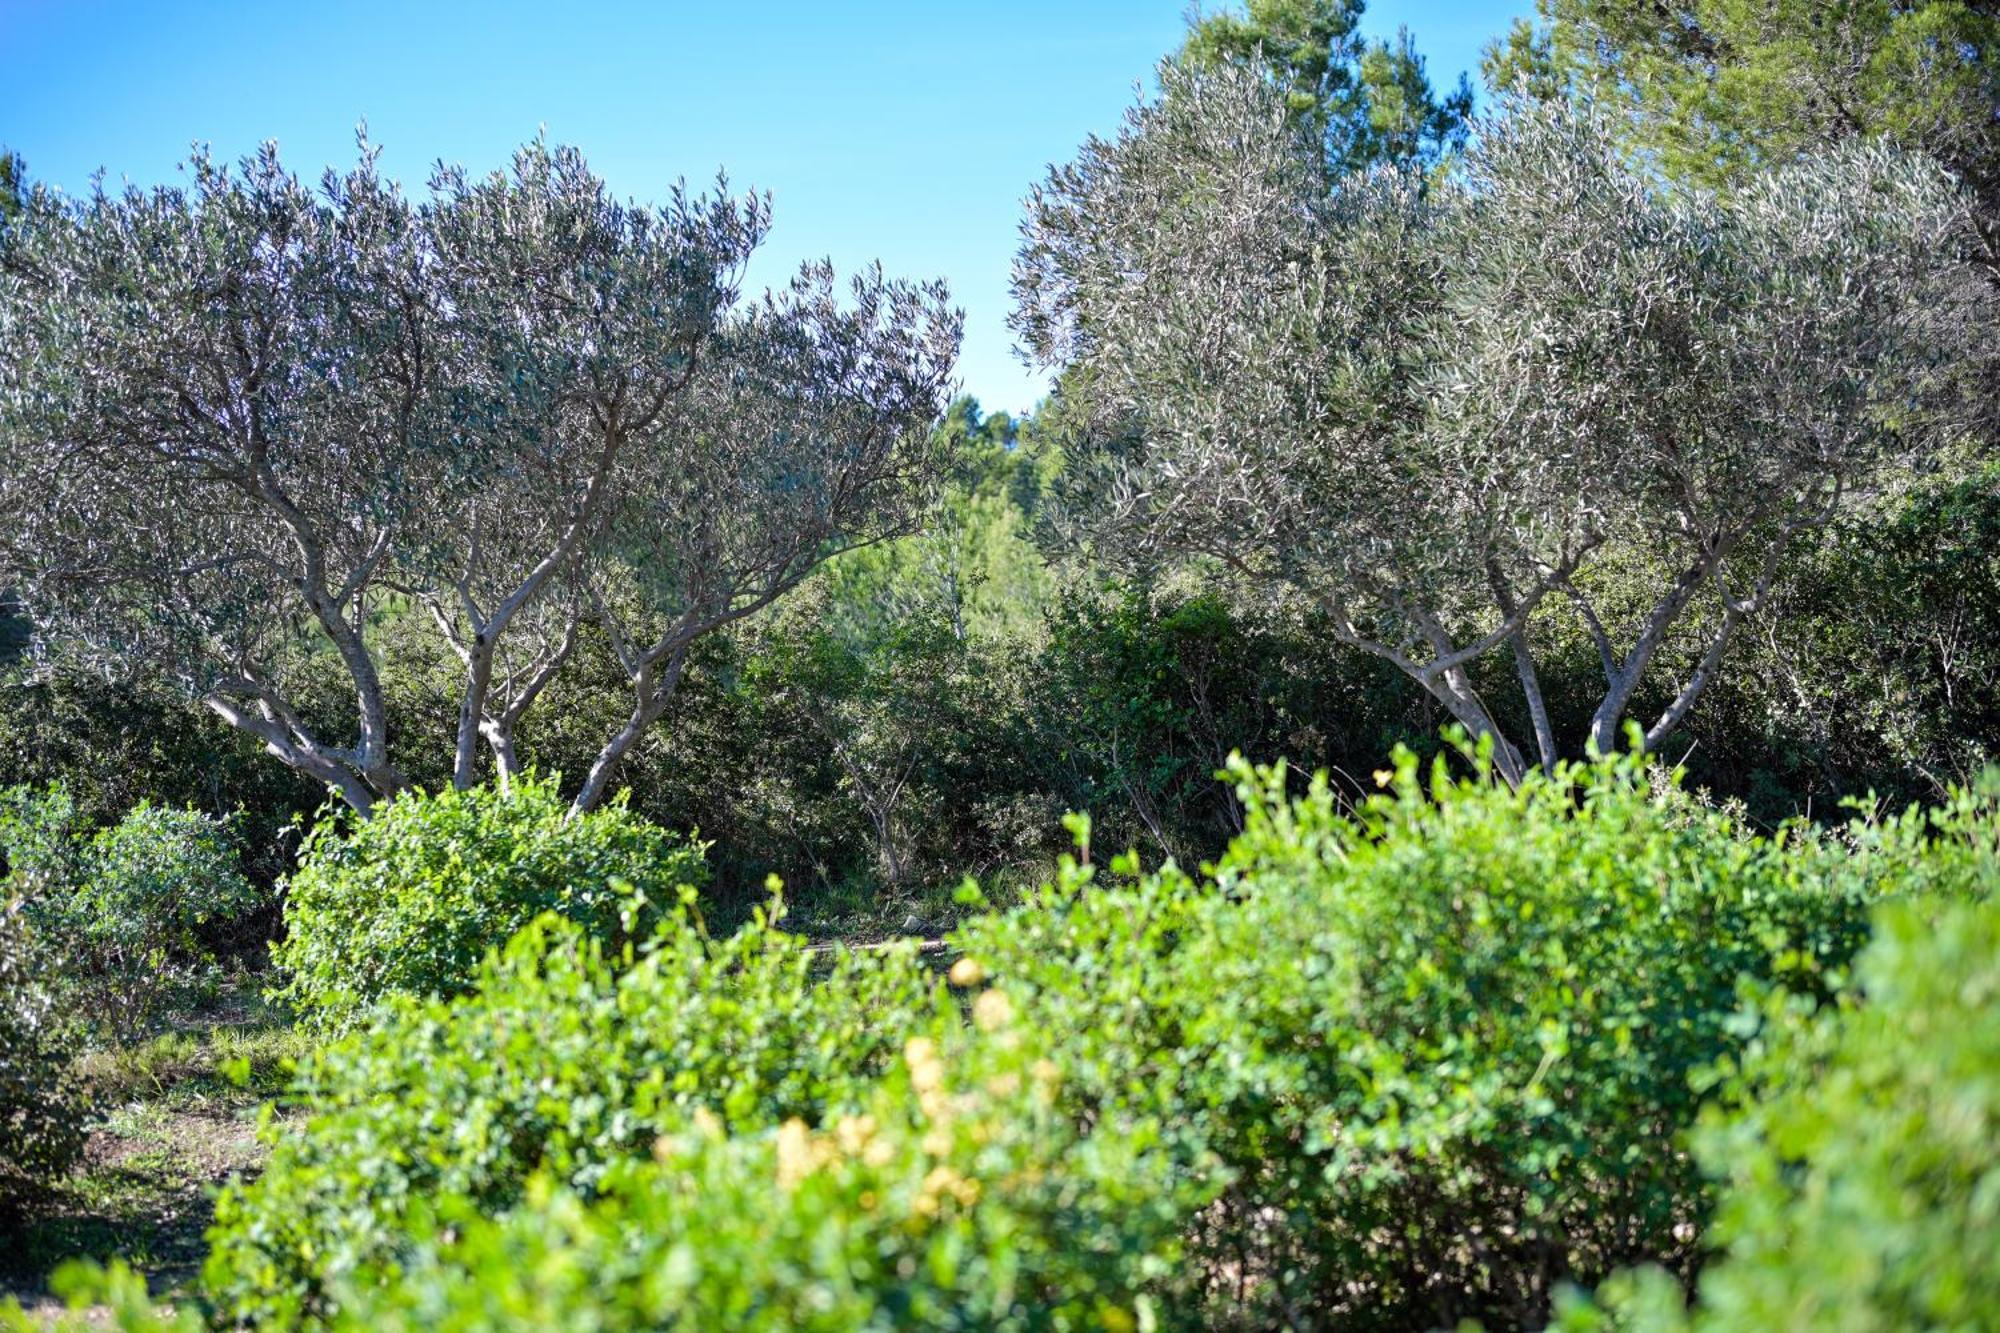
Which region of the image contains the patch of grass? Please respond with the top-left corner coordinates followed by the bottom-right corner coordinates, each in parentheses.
top-left (73, 1011), bottom-right (305, 1108)
top-left (0, 979), bottom-right (303, 1315)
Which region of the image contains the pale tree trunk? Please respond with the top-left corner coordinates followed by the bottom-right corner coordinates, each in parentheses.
top-left (1579, 491), bottom-right (1829, 757)
top-left (571, 643), bottom-right (693, 815)
top-left (1489, 558), bottom-right (1558, 772)
top-left (574, 563), bottom-right (812, 816)
top-left (486, 727), bottom-right (522, 794)
top-left (1312, 545), bottom-right (1593, 790)
top-left (452, 638), bottom-right (496, 789)
top-left (199, 522), bottom-right (405, 816)
top-left (204, 693), bottom-right (382, 815)
top-left (478, 613), bottom-right (579, 795)
top-left (248, 461), bottom-right (403, 801)
top-left (433, 434), bottom-right (625, 792)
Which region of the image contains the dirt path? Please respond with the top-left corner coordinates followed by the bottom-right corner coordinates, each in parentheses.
top-left (1, 990), bottom-right (294, 1323)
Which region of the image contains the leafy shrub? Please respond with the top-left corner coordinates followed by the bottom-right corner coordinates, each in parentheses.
top-left (0, 1259), bottom-right (205, 1331)
top-left (0, 665), bottom-right (324, 889)
top-left (952, 743), bottom-right (1984, 1328)
top-left (207, 906), bottom-right (948, 1326)
top-left (269, 775), bottom-right (707, 1029)
top-left (1564, 890), bottom-right (2000, 1332)
top-left (205, 746), bottom-right (1998, 1330)
top-left (0, 895), bottom-right (87, 1220)
top-left (0, 781), bottom-right (81, 894)
top-left (71, 803), bottom-right (261, 1033)
top-left (1, 785), bottom-right (260, 1041)
top-left (323, 1021), bottom-right (1201, 1331)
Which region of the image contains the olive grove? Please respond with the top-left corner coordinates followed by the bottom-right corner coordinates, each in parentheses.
top-left (0, 139), bottom-right (959, 814)
top-left (1014, 65), bottom-right (1989, 784)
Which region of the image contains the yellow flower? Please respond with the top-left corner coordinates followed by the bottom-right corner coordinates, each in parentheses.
top-left (973, 989), bottom-right (1014, 1032)
top-left (834, 1113), bottom-right (877, 1156)
top-left (947, 956), bottom-right (986, 987)
top-left (831, 1114), bottom-right (897, 1168)
top-left (775, 1117), bottom-right (824, 1191)
top-left (904, 1036), bottom-right (945, 1094)
top-left (919, 1164), bottom-right (981, 1211)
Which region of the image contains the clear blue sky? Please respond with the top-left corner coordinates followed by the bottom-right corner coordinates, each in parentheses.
top-left (3, 1), bottom-right (1525, 415)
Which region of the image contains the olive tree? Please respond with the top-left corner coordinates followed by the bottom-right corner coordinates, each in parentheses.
top-left (0, 146), bottom-right (432, 812)
top-left (401, 142), bottom-right (768, 792)
top-left (0, 140), bottom-right (959, 814)
top-left (1014, 65), bottom-right (1984, 783)
top-left (576, 261), bottom-right (959, 813)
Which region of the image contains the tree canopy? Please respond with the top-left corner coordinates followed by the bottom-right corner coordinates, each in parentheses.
top-left (1180, 0), bottom-right (1474, 172)
top-left (1490, 1), bottom-right (2000, 281)
top-left (0, 139), bottom-right (959, 813)
top-left (1015, 62), bottom-right (1985, 783)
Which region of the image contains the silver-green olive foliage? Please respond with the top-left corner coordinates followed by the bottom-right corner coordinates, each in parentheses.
top-left (1014, 63), bottom-right (1985, 782)
top-left (0, 140), bottom-right (960, 814)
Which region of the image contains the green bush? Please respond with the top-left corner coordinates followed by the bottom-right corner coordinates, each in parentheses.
top-left (1565, 888), bottom-right (2000, 1332)
top-left (203, 747), bottom-right (1998, 1330)
top-left (0, 895), bottom-right (87, 1219)
top-left (0, 666), bottom-right (324, 889)
top-left (207, 906), bottom-right (949, 1326)
top-left (952, 743), bottom-right (1987, 1328)
top-left (0, 781), bottom-right (82, 895)
top-left (269, 775), bottom-right (706, 1030)
top-left (322, 1020), bottom-right (1200, 1332)
top-left (1, 785), bottom-right (260, 1041)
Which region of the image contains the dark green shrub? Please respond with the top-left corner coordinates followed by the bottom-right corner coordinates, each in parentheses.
top-left (2, 785), bottom-right (260, 1040)
top-left (1564, 888), bottom-right (2000, 1332)
top-left (0, 666), bottom-right (323, 890)
top-left (71, 802), bottom-right (260, 1035)
top-left (207, 907), bottom-right (949, 1326)
top-left (952, 743), bottom-right (1978, 1328)
top-left (0, 895), bottom-right (87, 1219)
top-left (269, 775), bottom-right (706, 1029)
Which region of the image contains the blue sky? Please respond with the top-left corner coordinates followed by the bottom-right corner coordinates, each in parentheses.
top-left (4, 1), bottom-right (1525, 415)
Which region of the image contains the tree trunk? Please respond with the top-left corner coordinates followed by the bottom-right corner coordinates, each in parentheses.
top-left (570, 646), bottom-right (691, 815)
top-left (454, 635), bottom-right (495, 790)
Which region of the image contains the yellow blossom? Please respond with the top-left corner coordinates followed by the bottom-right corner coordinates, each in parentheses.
top-left (775, 1117), bottom-right (826, 1191)
top-left (947, 956), bottom-right (986, 987)
top-left (973, 988), bottom-right (1014, 1032)
top-left (834, 1113), bottom-right (877, 1156)
top-left (919, 1164), bottom-right (980, 1210)
top-left (904, 1036), bottom-right (945, 1095)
